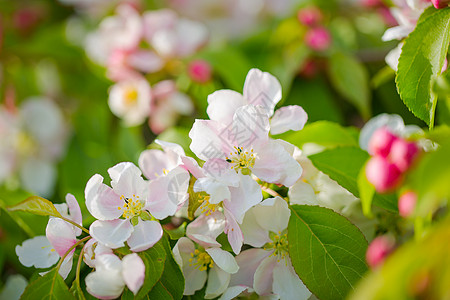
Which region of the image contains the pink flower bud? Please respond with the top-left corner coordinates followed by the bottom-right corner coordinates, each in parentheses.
top-left (398, 190), bottom-right (417, 217)
top-left (366, 236), bottom-right (394, 268)
top-left (188, 60), bottom-right (212, 83)
top-left (368, 127), bottom-right (398, 158)
top-left (432, 0), bottom-right (450, 8)
top-left (366, 156), bottom-right (402, 193)
top-left (442, 58), bottom-right (448, 73)
top-left (304, 27), bottom-right (331, 51)
top-left (297, 7), bottom-right (322, 27)
top-left (389, 139), bottom-right (419, 172)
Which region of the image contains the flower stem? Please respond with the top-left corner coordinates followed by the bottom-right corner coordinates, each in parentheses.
top-left (75, 244), bottom-right (85, 287)
top-left (260, 185), bottom-right (283, 198)
top-left (59, 216), bottom-right (90, 235)
top-left (55, 236), bottom-right (91, 272)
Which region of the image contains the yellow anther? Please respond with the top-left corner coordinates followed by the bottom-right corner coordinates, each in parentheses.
top-left (189, 248), bottom-right (214, 271)
top-left (225, 146), bottom-right (256, 174)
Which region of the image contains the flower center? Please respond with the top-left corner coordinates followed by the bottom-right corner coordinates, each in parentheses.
top-left (123, 87), bottom-right (138, 106)
top-left (118, 194), bottom-right (144, 219)
top-left (197, 193), bottom-right (219, 216)
top-left (189, 248), bottom-right (214, 271)
top-left (226, 146), bottom-right (256, 175)
top-left (264, 231), bottom-right (289, 261)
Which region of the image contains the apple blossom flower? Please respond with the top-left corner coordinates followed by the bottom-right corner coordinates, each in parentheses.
top-left (366, 236), bottom-right (395, 268)
top-left (85, 4), bottom-right (143, 66)
top-left (190, 104), bottom-right (302, 187)
top-left (148, 80), bottom-right (194, 134)
top-left (0, 97), bottom-right (68, 197)
top-left (173, 222), bottom-right (239, 299)
top-left (227, 197), bottom-right (311, 300)
top-left (85, 253), bottom-right (145, 299)
top-left (85, 162), bottom-right (163, 252)
top-left (304, 27), bottom-right (331, 51)
top-left (188, 59), bottom-right (212, 83)
top-left (143, 9), bottom-right (208, 59)
top-left (82, 238), bottom-right (113, 268)
top-left (16, 236), bottom-right (60, 271)
top-left (108, 76), bottom-right (152, 126)
top-left (398, 190), bottom-right (417, 217)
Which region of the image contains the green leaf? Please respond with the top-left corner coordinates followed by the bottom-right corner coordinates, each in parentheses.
top-left (357, 163), bottom-right (375, 218)
top-left (7, 196), bottom-right (62, 218)
top-left (327, 52), bottom-right (371, 120)
top-left (21, 268), bottom-right (76, 300)
top-left (199, 47), bottom-right (252, 92)
top-left (288, 205), bottom-right (368, 300)
top-left (69, 281), bottom-right (87, 300)
top-left (308, 147), bottom-right (398, 212)
top-left (278, 121), bottom-right (358, 149)
top-left (396, 7), bottom-right (450, 127)
top-left (146, 235), bottom-right (185, 300)
top-left (134, 240), bottom-right (167, 300)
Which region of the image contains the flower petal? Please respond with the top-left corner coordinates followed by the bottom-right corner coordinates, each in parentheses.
top-left (219, 286), bottom-right (250, 300)
top-left (15, 236), bottom-right (59, 268)
top-left (223, 173), bottom-right (262, 224)
top-left (229, 248), bottom-right (271, 288)
top-left (122, 253), bottom-right (145, 294)
top-left (108, 162), bottom-right (148, 199)
top-left (243, 68), bottom-right (282, 116)
top-left (270, 105), bottom-right (308, 135)
top-left (85, 254), bottom-right (125, 300)
top-left (194, 177), bottom-right (230, 205)
top-left (206, 90), bottom-right (246, 124)
top-left (288, 181), bottom-right (318, 206)
top-left (189, 119), bottom-right (227, 161)
top-left (253, 255), bottom-right (277, 296)
top-left (146, 166), bottom-right (190, 219)
top-left (127, 220), bottom-right (163, 252)
top-left (65, 193), bottom-right (83, 236)
top-left (173, 238), bottom-right (207, 295)
top-left (58, 252), bottom-right (74, 280)
top-left (85, 174), bottom-right (123, 220)
top-left (253, 197), bottom-right (290, 234)
top-left (272, 257), bottom-right (311, 300)
top-left (138, 149), bottom-right (172, 180)
top-left (46, 218), bottom-right (77, 257)
top-left (241, 208), bottom-right (271, 248)
top-left (253, 139), bottom-right (302, 187)
top-left (186, 212), bottom-right (225, 248)
top-left (90, 219), bottom-right (134, 249)
top-left (206, 248), bottom-right (239, 274)
top-left (223, 209), bottom-right (244, 255)
top-left (205, 267), bottom-right (231, 299)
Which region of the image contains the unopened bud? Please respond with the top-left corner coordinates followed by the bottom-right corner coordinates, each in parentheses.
top-left (366, 236), bottom-right (394, 268)
top-left (368, 127), bottom-right (398, 158)
top-left (297, 7), bottom-right (322, 27)
top-left (188, 60), bottom-right (212, 83)
top-left (304, 27), bottom-right (331, 51)
top-left (398, 190), bottom-right (417, 217)
top-left (431, 0), bottom-right (450, 9)
top-left (389, 139), bottom-right (419, 172)
top-left (366, 156), bottom-right (402, 193)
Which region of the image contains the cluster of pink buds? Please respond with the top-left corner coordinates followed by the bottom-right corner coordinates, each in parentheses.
top-left (432, 0), bottom-right (450, 8)
top-left (297, 6), bottom-right (331, 51)
top-left (365, 127), bottom-right (420, 193)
